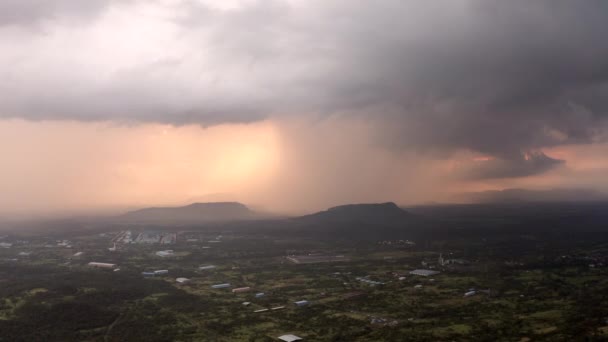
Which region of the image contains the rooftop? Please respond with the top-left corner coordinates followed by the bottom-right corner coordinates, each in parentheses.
top-left (278, 334), bottom-right (303, 342)
top-left (409, 269), bottom-right (440, 277)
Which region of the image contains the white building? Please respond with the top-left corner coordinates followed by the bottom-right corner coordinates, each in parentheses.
top-left (156, 250), bottom-right (174, 257)
top-left (278, 334), bottom-right (303, 342)
top-left (409, 269), bottom-right (440, 277)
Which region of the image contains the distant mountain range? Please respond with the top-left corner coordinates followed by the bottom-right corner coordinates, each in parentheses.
top-left (116, 201), bottom-right (418, 227)
top-left (295, 202), bottom-right (414, 226)
top-left (114, 190), bottom-right (608, 225)
top-left (458, 188), bottom-right (608, 204)
top-left (119, 202), bottom-right (257, 223)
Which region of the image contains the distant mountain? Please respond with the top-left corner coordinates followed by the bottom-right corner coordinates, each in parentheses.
top-left (458, 188), bottom-right (608, 204)
top-left (295, 202), bottom-right (414, 226)
top-left (119, 202), bottom-right (257, 223)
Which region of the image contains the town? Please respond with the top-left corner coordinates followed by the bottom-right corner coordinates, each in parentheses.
top-left (1, 212), bottom-right (608, 341)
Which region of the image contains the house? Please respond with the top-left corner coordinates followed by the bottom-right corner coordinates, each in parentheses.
top-left (88, 262), bottom-right (116, 269)
top-left (176, 277), bottom-right (190, 284)
top-left (211, 283), bottom-right (231, 289)
top-left (409, 269), bottom-right (440, 277)
top-left (278, 334), bottom-right (303, 342)
top-left (232, 287), bottom-right (251, 293)
top-left (294, 300), bottom-right (309, 307)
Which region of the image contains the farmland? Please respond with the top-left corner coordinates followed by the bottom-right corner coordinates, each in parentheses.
top-left (1, 222), bottom-right (608, 341)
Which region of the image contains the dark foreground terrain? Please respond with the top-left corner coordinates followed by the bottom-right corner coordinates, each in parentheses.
top-left (1, 202), bottom-right (608, 341)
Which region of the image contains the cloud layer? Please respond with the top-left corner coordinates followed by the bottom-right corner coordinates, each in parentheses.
top-left (1, 0), bottom-right (608, 179)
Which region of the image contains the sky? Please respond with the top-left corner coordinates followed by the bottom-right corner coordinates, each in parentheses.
top-left (1, 0), bottom-right (608, 217)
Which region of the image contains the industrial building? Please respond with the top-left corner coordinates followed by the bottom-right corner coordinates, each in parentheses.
top-left (409, 269), bottom-right (440, 277)
top-left (87, 262), bottom-right (116, 269)
top-left (156, 250), bottom-right (174, 257)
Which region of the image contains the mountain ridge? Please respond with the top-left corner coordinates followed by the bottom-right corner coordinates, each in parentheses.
top-left (119, 201), bottom-right (256, 223)
top-left (295, 202), bottom-right (414, 226)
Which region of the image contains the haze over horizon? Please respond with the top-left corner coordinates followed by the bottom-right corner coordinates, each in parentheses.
top-left (3, 0), bottom-right (608, 218)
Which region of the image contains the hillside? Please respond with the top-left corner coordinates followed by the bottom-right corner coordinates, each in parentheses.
top-left (119, 202), bottom-right (256, 223)
top-left (295, 202), bottom-right (414, 226)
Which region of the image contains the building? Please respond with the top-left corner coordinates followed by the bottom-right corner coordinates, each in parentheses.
top-left (232, 287), bottom-right (251, 293)
top-left (142, 271), bottom-right (156, 277)
top-left (154, 270), bottom-right (169, 275)
top-left (287, 254), bottom-right (349, 264)
top-left (176, 277), bottom-right (190, 284)
top-left (294, 300), bottom-right (309, 307)
top-left (271, 306), bottom-right (285, 311)
top-left (253, 308), bottom-right (269, 313)
top-left (199, 265), bottom-right (216, 270)
top-left (156, 250), bottom-right (174, 257)
top-left (211, 283), bottom-right (231, 289)
top-left (356, 277), bottom-right (385, 286)
top-left (439, 253), bottom-right (469, 266)
top-left (255, 292), bottom-right (265, 298)
top-left (278, 334), bottom-right (303, 342)
top-left (88, 262), bottom-right (116, 269)
top-left (409, 269), bottom-right (440, 277)
top-left (72, 252), bottom-right (83, 257)
top-left (464, 290), bottom-right (476, 297)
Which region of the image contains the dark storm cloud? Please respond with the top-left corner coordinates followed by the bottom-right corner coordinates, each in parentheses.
top-left (466, 152), bottom-right (565, 180)
top-left (1, 0), bottom-right (608, 178)
top-left (0, 0), bottom-right (112, 26)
